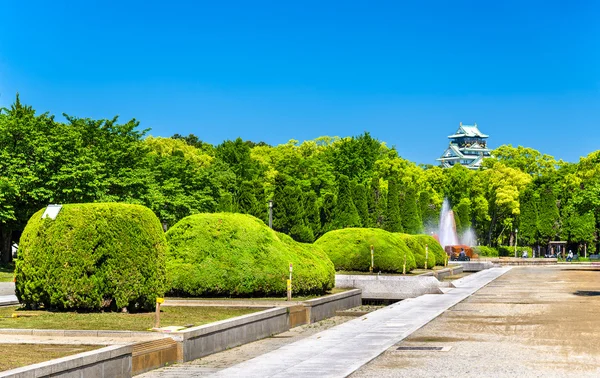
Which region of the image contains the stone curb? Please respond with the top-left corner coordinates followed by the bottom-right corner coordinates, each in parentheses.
top-left (0, 328), bottom-right (168, 339)
top-left (0, 344), bottom-right (132, 378)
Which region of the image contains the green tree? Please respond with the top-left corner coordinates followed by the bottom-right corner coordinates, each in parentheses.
top-left (331, 175), bottom-right (361, 229)
top-left (518, 186), bottom-right (539, 247)
top-left (319, 192), bottom-right (336, 233)
top-left (367, 176), bottom-right (385, 228)
top-left (454, 198), bottom-right (471, 235)
top-left (304, 191), bottom-right (321, 237)
top-left (400, 186), bottom-right (422, 234)
top-left (538, 185), bottom-right (560, 244)
top-left (385, 178), bottom-right (403, 232)
top-left (353, 182), bottom-right (369, 227)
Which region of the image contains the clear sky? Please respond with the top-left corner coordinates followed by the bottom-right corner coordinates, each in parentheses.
top-left (1, 1), bottom-right (599, 165)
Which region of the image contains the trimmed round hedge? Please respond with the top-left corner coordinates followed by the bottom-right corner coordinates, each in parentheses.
top-left (396, 234), bottom-right (437, 269)
top-left (412, 235), bottom-right (446, 265)
top-left (15, 203), bottom-right (167, 311)
top-left (314, 228), bottom-right (417, 273)
top-left (165, 213), bottom-right (334, 296)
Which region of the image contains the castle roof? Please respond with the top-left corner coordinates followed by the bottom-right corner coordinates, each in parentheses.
top-left (448, 123), bottom-right (488, 139)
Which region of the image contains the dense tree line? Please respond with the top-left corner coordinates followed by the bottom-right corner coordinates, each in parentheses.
top-left (0, 96), bottom-right (598, 262)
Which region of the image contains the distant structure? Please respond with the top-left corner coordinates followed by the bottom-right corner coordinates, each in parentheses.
top-left (437, 122), bottom-right (491, 169)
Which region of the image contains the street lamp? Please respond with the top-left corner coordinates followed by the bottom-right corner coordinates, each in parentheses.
top-left (268, 200), bottom-right (273, 229)
top-left (514, 228), bottom-right (518, 258)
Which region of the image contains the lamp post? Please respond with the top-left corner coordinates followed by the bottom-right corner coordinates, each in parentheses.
top-left (268, 200), bottom-right (273, 229)
top-left (514, 228), bottom-right (518, 258)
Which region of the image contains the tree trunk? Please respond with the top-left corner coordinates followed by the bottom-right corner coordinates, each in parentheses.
top-left (0, 225), bottom-right (12, 264)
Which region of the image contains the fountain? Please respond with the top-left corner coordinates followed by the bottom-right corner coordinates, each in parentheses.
top-left (436, 199), bottom-right (477, 260)
top-left (438, 199), bottom-right (458, 249)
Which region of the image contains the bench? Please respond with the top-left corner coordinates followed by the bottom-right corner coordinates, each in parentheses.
top-left (590, 254), bottom-right (600, 261)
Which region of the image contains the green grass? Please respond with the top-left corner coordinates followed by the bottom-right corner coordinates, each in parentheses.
top-left (0, 344), bottom-right (99, 372)
top-left (0, 306), bottom-right (260, 331)
top-left (167, 287), bottom-right (349, 302)
top-left (0, 263), bottom-right (14, 282)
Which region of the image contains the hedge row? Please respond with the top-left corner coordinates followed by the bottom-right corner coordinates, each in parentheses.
top-left (16, 204), bottom-right (447, 309)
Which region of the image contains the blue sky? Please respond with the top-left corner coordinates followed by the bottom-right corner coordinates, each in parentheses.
top-left (1, 1), bottom-right (599, 165)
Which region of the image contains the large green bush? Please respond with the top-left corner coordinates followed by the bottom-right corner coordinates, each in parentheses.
top-left (396, 234), bottom-right (436, 269)
top-left (473, 246), bottom-right (499, 257)
top-left (314, 228), bottom-right (417, 273)
top-left (412, 235), bottom-right (446, 266)
top-left (165, 213), bottom-right (334, 296)
top-left (15, 203), bottom-right (167, 311)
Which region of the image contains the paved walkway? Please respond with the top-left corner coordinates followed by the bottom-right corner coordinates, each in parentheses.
top-left (351, 265), bottom-right (600, 378)
top-left (145, 267), bottom-right (511, 378)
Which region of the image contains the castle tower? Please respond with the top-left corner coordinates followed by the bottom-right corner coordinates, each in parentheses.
top-left (437, 122), bottom-right (491, 169)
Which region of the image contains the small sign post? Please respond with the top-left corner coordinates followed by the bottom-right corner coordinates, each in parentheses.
top-left (155, 297), bottom-right (164, 328)
top-left (370, 245), bottom-right (374, 273)
top-left (425, 244), bottom-right (429, 270)
top-left (403, 252), bottom-right (406, 275)
top-left (287, 263), bottom-right (293, 301)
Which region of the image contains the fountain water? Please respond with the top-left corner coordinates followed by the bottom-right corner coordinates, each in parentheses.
top-left (437, 198), bottom-right (477, 250)
top-left (438, 199), bottom-right (458, 249)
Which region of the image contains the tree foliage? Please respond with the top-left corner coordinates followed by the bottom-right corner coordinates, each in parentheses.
top-left (1, 95), bottom-right (599, 259)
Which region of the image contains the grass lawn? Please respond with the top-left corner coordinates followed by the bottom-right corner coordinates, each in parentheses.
top-left (337, 270), bottom-right (421, 276)
top-left (0, 305), bottom-right (260, 331)
top-left (167, 287), bottom-right (349, 302)
top-left (0, 344), bottom-right (99, 372)
top-left (0, 263), bottom-right (14, 282)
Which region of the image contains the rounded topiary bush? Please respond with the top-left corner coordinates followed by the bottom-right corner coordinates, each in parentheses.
top-left (165, 213), bottom-right (334, 296)
top-left (15, 203), bottom-right (167, 311)
top-left (314, 228), bottom-right (417, 273)
top-left (412, 235), bottom-right (446, 266)
top-left (396, 234), bottom-right (437, 269)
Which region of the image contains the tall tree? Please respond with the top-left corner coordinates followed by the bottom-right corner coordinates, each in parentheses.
top-left (518, 186), bottom-right (539, 247)
top-left (367, 176), bottom-right (385, 228)
top-left (400, 186), bottom-right (422, 234)
top-left (453, 198), bottom-right (471, 235)
top-left (331, 175), bottom-right (361, 229)
top-left (385, 178), bottom-right (403, 232)
top-left (353, 182), bottom-right (369, 227)
top-left (304, 191), bottom-right (321, 237)
top-left (538, 185), bottom-right (560, 244)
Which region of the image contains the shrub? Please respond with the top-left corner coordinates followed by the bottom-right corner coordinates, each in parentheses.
top-left (473, 246), bottom-right (499, 257)
top-left (396, 234), bottom-right (436, 269)
top-left (165, 213), bottom-right (334, 296)
top-left (412, 235), bottom-right (446, 266)
top-left (314, 228), bottom-right (416, 273)
top-left (497, 245), bottom-right (513, 257)
top-left (498, 245), bottom-right (533, 257)
top-left (15, 203), bottom-right (167, 311)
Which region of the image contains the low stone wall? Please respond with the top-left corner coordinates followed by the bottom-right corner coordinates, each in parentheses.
top-left (170, 307), bottom-right (290, 362)
top-left (418, 266), bottom-right (464, 280)
top-left (132, 338), bottom-right (178, 376)
top-left (335, 275), bottom-right (442, 300)
top-left (0, 345), bottom-right (132, 378)
top-left (488, 258), bottom-right (557, 266)
top-left (449, 261), bottom-right (495, 271)
top-left (303, 289), bottom-right (362, 323)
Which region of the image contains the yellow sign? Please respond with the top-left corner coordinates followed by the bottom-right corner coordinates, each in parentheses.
top-left (156, 298), bottom-right (165, 304)
top-left (286, 279), bottom-right (291, 290)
